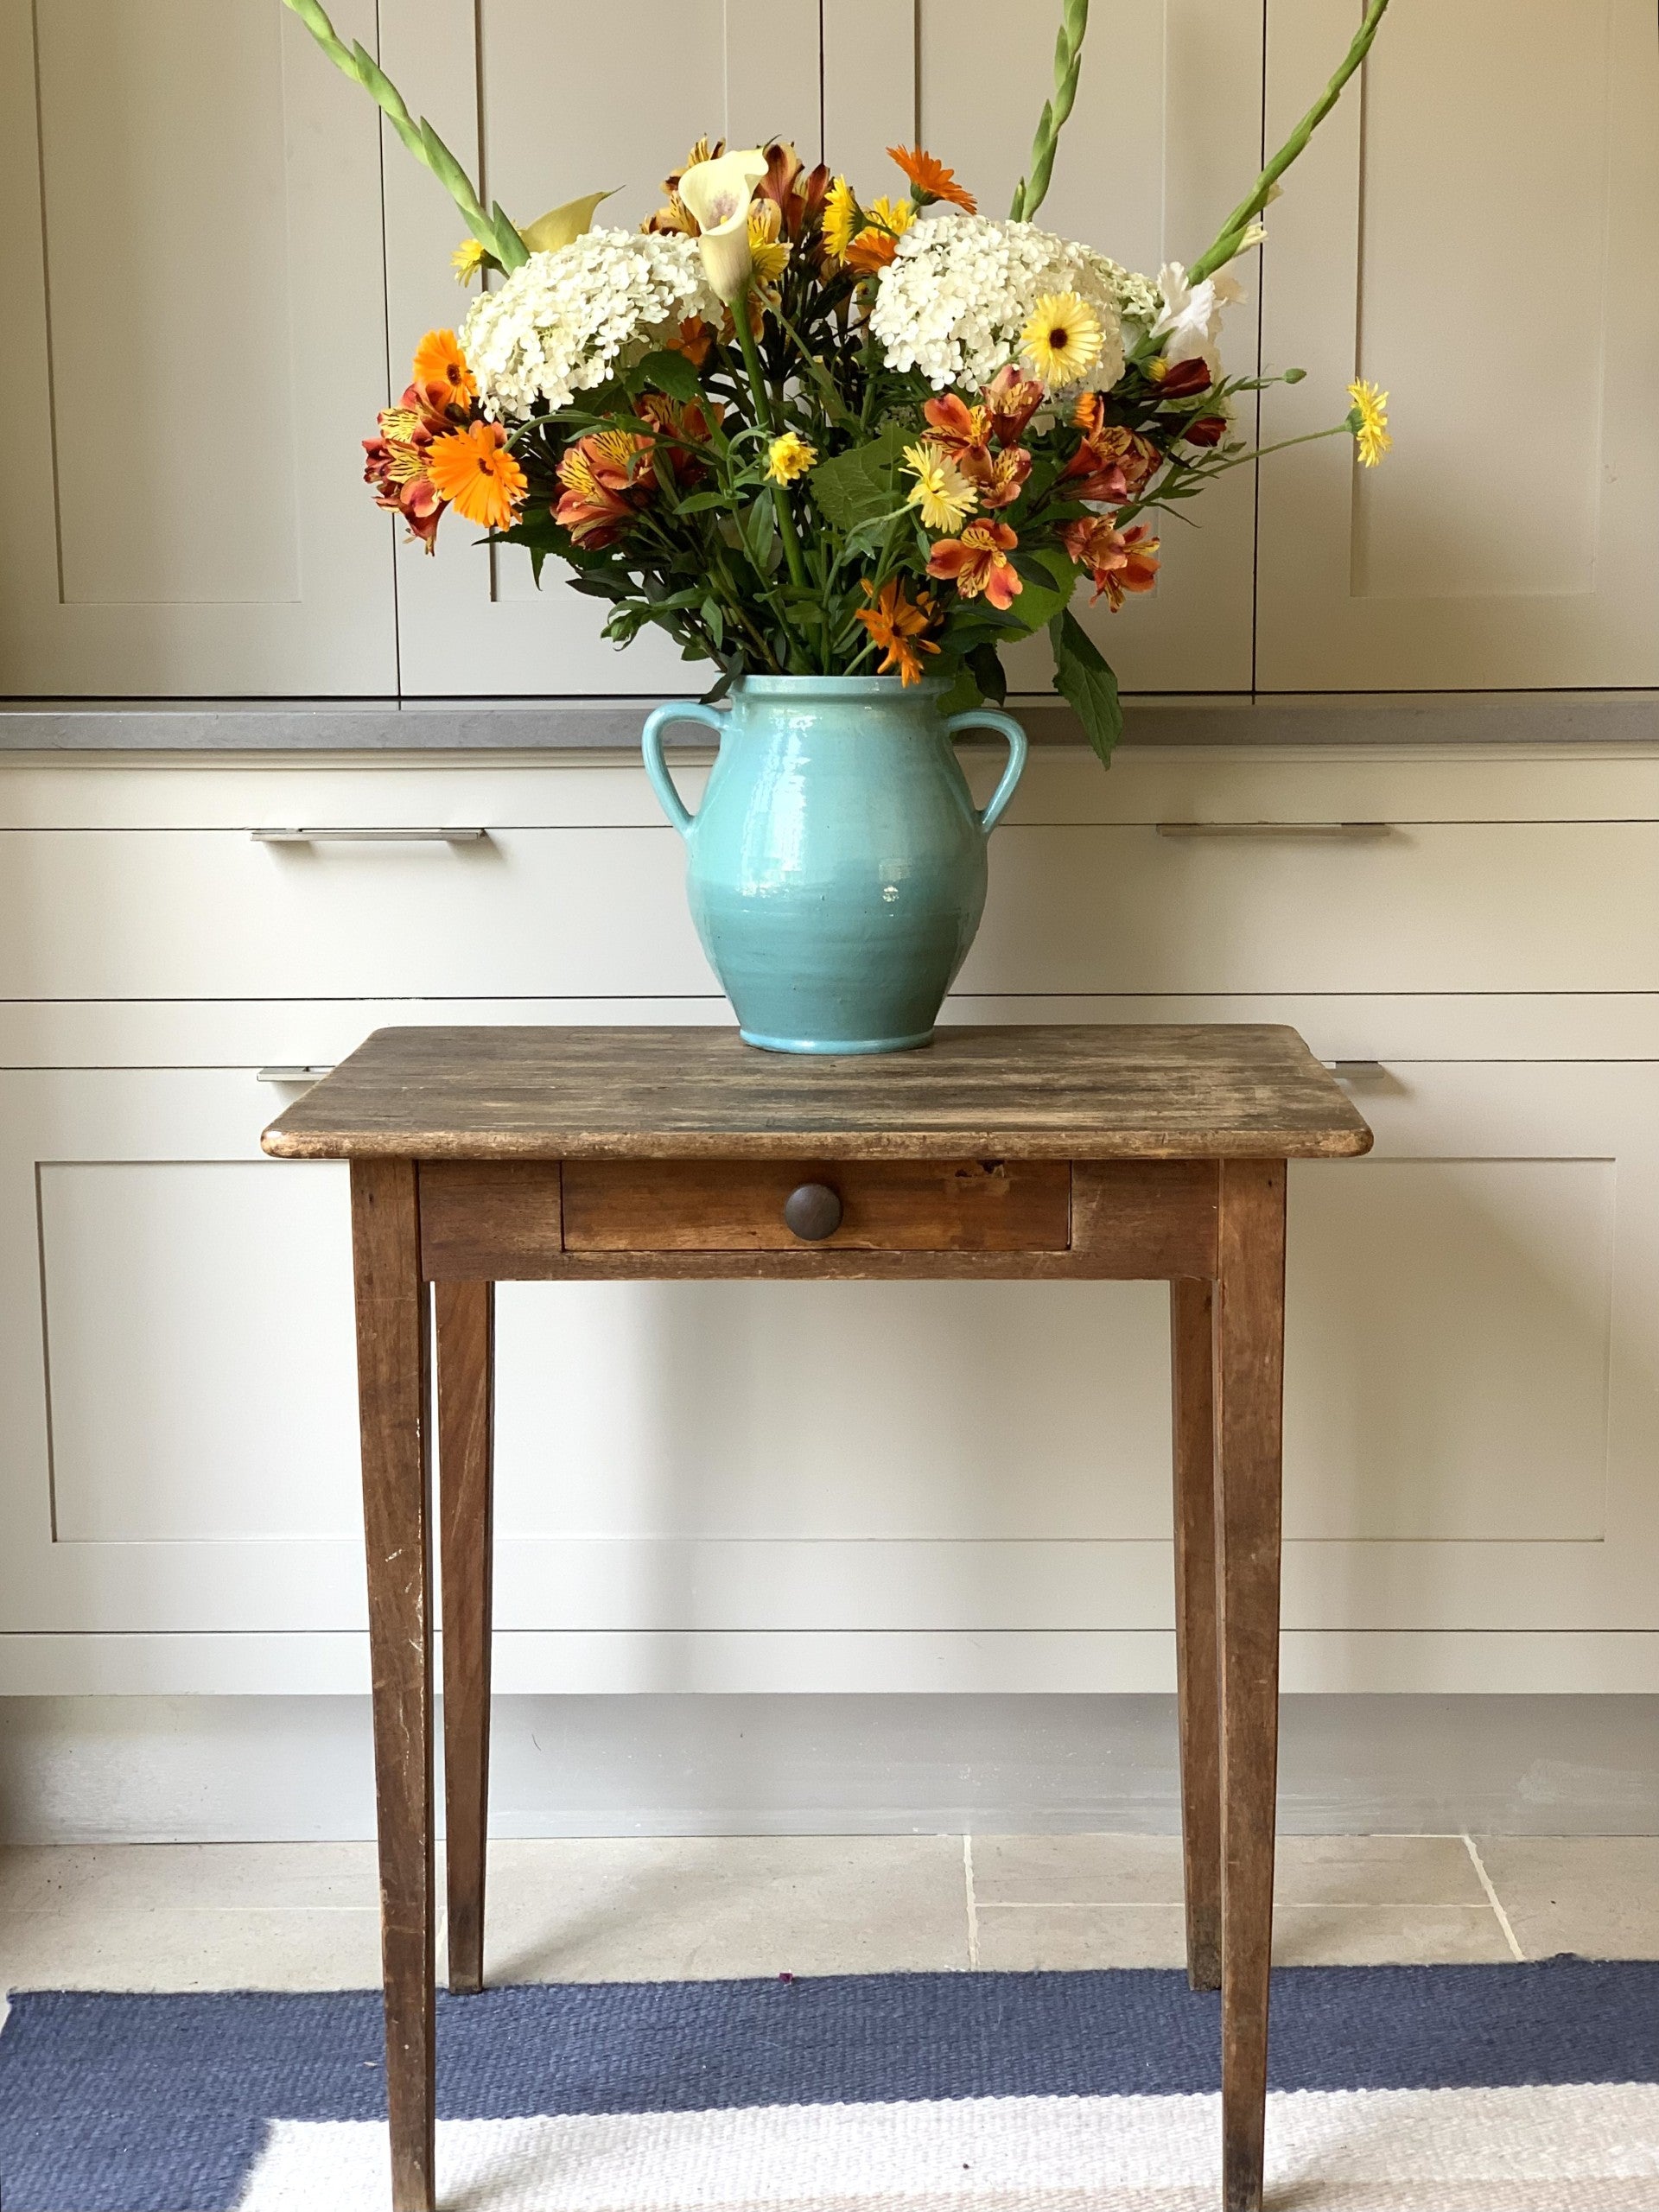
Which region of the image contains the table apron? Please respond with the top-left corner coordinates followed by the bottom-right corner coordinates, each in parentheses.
top-left (417, 1158), bottom-right (1219, 1282)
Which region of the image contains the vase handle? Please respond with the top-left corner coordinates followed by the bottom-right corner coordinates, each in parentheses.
top-left (946, 708), bottom-right (1029, 836)
top-left (641, 700), bottom-right (726, 838)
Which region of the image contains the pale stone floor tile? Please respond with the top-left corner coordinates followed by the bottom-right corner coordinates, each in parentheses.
top-left (479, 1834), bottom-right (970, 1983)
top-left (0, 1904), bottom-right (391, 1992)
top-left (971, 1833), bottom-right (1185, 1906)
top-left (1274, 1834), bottom-right (1490, 1907)
top-left (1270, 1904), bottom-right (1513, 1967)
top-left (0, 1841), bottom-right (381, 1916)
top-left (976, 1904), bottom-right (1190, 1972)
top-left (1475, 1835), bottom-right (1659, 1960)
top-left (975, 1900), bottom-right (1512, 1973)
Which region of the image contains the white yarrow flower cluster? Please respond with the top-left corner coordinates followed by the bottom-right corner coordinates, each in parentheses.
top-left (461, 229), bottom-right (716, 417)
top-left (869, 215), bottom-right (1142, 392)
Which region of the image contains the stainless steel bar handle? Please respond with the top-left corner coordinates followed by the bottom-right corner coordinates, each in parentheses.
top-left (1154, 821), bottom-right (1394, 838)
top-left (249, 827), bottom-right (486, 843)
top-left (256, 1065), bottom-right (335, 1084)
top-left (1324, 1059), bottom-right (1389, 1082)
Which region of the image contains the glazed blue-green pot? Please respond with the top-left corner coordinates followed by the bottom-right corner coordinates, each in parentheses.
top-left (642, 675), bottom-right (1027, 1054)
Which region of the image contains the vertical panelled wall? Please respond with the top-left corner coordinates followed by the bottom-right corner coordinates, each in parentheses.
top-left (3, 0), bottom-right (1659, 697)
top-left (1255, 0), bottom-right (1659, 689)
top-left (0, 0), bottom-right (396, 696)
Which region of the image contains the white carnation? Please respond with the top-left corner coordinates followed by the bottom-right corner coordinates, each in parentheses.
top-left (869, 214), bottom-right (1139, 392)
top-left (461, 229), bottom-right (716, 418)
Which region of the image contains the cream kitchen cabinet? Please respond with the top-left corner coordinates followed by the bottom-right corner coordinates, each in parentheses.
top-left (378, 0), bottom-right (824, 698)
top-left (822, 0), bottom-right (1263, 696)
top-left (1255, 0), bottom-right (1659, 690)
top-left (3, 999), bottom-right (1659, 1699)
top-left (0, 741), bottom-right (1656, 1695)
top-left (0, 0), bottom-right (397, 696)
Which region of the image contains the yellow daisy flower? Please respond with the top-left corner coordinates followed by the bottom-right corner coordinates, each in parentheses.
top-left (451, 237), bottom-right (488, 287)
top-left (903, 441), bottom-right (977, 532)
top-left (822, 176), bottom-right (858, 259)
top-left (1020, 291), bottom-right (1104, 387)
top-left (1348, 379), bottom-right (1392, 467)
top-left (767, 431), bottom-right (817, 485)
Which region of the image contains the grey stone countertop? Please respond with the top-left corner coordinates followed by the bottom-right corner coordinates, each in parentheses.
top-left (1, 692), bottom-right (1656, 752)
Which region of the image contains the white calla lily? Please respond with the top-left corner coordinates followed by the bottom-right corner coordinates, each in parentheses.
top-left (678, 147), bottom-right (768, 300)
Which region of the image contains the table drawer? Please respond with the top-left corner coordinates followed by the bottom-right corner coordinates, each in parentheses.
top-left (562, 1158), bottom-right (1073, 1254)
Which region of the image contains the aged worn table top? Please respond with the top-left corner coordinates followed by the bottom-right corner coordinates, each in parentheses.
top-left (261, 1024), bottom-right (1372, 1163)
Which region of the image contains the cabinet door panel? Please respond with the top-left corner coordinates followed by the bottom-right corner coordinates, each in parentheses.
top-left (0, 0), bottom-right (396, 695)
top-left (1256, 0), bottom-right (1659, 688)
top-left (382, 0), bottom-right (822, 696)
top-left (1278, 1062), bottom-right (1659, 1630)
top-left (0, 1071), bottom-right (366, 1633)
top-left (825, 0), bottom-right (1264, 693)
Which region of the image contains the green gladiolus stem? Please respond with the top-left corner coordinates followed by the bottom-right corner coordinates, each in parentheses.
top-left (1187, 0), bottom-right (1392, 285)
top-left (281, 0), bottom-right (527, 270)
top-left (1009, 0), bottom-right (1090, 222)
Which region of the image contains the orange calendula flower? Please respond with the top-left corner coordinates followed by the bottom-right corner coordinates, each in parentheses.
top-left (425, 420), bottom-right (526, 531)
top-left (411, 328), bottom-right (476, 415)
top-left (927, 518), bottom-right (1022, 611)
top-left (887, 144), bottom-right (976, 213)
top-left (844, 195), bottom-right (914, 275)
top-left (1060, 517), bottom-right (1161, 608)
top-left (554, 429), bottom-right (656, 549)
top-left (855, 578), bottom-right (941, 686)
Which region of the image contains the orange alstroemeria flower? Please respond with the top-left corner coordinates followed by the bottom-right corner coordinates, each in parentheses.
top-left (364, 379), bottom-right (469, 551)
top-left (927, 518), bottom-right (1022, 610)
top-left (983, 365), bottom-right (1045, 445)
top-left (855, 577), bottom-right (942, 686)
top-left (887, 144), bottom-right (976, 213)
top-left (554, 429), bottom-right (656, 549)
top-left (425, 420), bottom-right (526, 531)
top-left (920, 391), bottom-right (1029, 510)
top-left (923, 392), bottom-right (993, 457)
top-left (1061, 517), bottom-right (1161, 608)
top-left (667, 315), bottom-right (715, 368)
top-left (412, 328), bottom-right (477, 416)
top-left (969, 445), bottom-right (1032, 512)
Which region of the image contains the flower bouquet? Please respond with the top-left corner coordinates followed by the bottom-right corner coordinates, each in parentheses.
top-left (288, 0), bottom-right (1392, 1052)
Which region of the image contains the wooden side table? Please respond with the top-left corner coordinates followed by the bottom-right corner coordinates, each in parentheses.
top-left (264, 1024), bottom-right (1371, 2212)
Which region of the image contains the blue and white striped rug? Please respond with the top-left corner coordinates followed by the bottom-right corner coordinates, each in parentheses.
top-left (5, 1961), bottom-right (1659, 2210)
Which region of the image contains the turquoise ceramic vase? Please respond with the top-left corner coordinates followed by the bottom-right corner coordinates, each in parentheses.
top-left (641, 674), bottom-right (1028, 1054)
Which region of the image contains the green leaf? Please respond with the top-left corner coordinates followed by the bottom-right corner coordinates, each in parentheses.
top-left (1003, 546), bottom-right (1074, 637)
top-left (632, 348), bottom-right (702, 402)
top-left (808, 424), bottom-right (913, 536)
top-left (967, 644), bottom-right (1007, 705)
top-left (1049, 607), bottom-right (1122, 767)
top-left (937, 665), bottom-right (982, 716)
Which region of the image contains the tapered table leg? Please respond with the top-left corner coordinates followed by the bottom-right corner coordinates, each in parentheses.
top-left (351, 1159), bottom-right (437, 2212)
top-left (1170, 1275), bottom-right (1222, 1993)
top-left (437, 1278), bottom-right (496, 1996)
top-left (1213, 1160), bottom-right (1287, 2212)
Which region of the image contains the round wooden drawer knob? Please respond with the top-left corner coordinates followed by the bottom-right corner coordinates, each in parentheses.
top-left (784, 1182), bottom-right (842, 1241)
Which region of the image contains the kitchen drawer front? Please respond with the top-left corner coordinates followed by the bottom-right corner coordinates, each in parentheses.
top-left (3, 819), bottom-right (1658, 999)
top-left (562, 1158), bottom-right (1073, 1255)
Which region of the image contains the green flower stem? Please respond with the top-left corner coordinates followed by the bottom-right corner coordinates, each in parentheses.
top-left (1186, 0), bottom-right (1391, 285)
top-left (733, 301), bottom-right (815, 664)
top-left (1009, 0), bottom-right (1090, 222)
top-left (281, 0), bottom-right (527, 269)
top-left (1116, 421), bottom-right (1355, 525)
